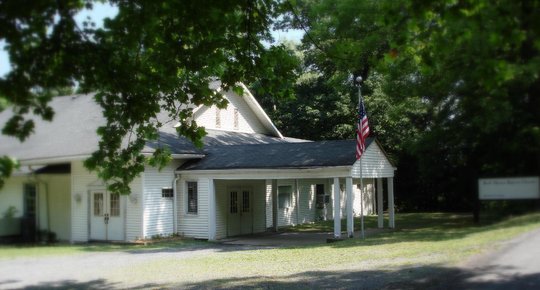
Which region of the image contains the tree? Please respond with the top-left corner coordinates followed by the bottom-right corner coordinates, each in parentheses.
top-left (384, 0), bottom-right (540, 210)
top-left (0, 0), bottom-right (298, 193)
top-left (275, 0), bottom-right (540, 211)
top-left (269, 0), bottom-right (429, 153)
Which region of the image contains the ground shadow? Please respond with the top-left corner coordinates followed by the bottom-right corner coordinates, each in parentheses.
top-left (175, 265), bottom-right (540, 290)
top-left (4, 278), bottom-right (159, 290)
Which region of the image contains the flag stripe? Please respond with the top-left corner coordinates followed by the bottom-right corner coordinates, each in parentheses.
top-left (355, 99), bottom-right (370, 160)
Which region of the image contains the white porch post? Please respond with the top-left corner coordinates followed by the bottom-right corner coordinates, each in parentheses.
top-left (388, 177), bottom-right (395, 228)
top-left (346, 177), bottom-right (354, 238)
top-left (377, 178), bottom-right (384, 229)
top-left (272, 179), bottom-right (278, 231)
top-left (333, 177), bottom-right (341, 238)
top-left (208, 178), bottom-right (217, 240)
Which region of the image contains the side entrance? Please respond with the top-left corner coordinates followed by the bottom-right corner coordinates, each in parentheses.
top-left (90, 190), bottom-right (125, 241)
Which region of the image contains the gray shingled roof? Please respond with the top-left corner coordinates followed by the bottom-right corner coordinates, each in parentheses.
top-left (0, 93), bottom-right (304, 162)
top-left (178, 138), bottom-right (375, 171)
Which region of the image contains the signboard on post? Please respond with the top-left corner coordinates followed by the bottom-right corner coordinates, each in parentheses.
top-left (479, 177), bottom-right (540, 200)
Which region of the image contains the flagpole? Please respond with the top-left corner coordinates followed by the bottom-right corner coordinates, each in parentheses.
top-left (356, 76), bottom-right (365, 240)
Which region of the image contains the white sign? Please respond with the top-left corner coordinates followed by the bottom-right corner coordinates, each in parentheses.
top-left (479, 177), bottom-right (540, 200)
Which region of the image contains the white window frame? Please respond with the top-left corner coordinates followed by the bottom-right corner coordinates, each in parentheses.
top-left (185, 181), bottom-right (198, 215)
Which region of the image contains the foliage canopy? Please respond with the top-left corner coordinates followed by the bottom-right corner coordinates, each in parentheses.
top-left (0, 0), bottom-right (298, 193)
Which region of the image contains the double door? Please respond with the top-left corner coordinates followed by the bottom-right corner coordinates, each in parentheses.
top-left (90, 191), bottom-right (124, 241)
top-left (227, 187), bottom-right (253, 237)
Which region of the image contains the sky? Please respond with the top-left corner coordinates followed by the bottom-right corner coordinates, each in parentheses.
top-left (0, 3), bottom-right (303, 77)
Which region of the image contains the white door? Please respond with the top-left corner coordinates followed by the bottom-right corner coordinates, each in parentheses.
top-left (90, 191), bottom-right (124, 241)
top-left (227, 187), bottom-right (253, 237)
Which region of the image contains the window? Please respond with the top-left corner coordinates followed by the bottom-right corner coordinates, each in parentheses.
top-left (233, 108), bottom-right (239, 130)
top-left (315, 184), bottom-right (326, 209)
top-left (23, 183), bottom-right (37, 218)
top-left (278, 185), bottom-right (292, 209)
top-left (110, 193), bottom-right (120, 216)
top-left (93, 192), bottom-right (104, 216)
top-left (230, 191), bottom-right (238, 214)
top-left (242, 190), bottom-right (250, 212)
top-left (187, 181), bottom-right (198, 214)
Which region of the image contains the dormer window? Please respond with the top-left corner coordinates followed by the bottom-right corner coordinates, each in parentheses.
top-left (233, 108), bottom-right (239, 130)
top-left (215, 108), bottom-right (221, 128)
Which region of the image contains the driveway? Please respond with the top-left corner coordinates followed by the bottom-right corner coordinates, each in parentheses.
top-left (452, 227), bottom-right (540, 289)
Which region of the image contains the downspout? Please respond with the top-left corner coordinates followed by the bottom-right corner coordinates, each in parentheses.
top-left (173, 174), bottom-right (180, 234)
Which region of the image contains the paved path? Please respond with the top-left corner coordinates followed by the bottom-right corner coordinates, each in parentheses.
top-left (455, 228), bottom-right (540, 289)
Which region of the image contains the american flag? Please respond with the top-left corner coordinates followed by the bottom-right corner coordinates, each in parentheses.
top-left (356, 98), bottom-right (370, 160)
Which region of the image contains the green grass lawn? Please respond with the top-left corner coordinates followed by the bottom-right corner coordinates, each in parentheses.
top-left (115, 212), bottom-right (540, 288)
top-left (0, 237), bottom-right (206, 260)
top-left (2, 212), bottom-right (540, 288)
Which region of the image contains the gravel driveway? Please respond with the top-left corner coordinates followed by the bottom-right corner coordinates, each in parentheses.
top-left (0, 244), bottom-right (254, 289)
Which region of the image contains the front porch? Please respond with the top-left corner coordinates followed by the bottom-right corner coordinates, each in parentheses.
top-left (207, 176), bottom-right (396, 240)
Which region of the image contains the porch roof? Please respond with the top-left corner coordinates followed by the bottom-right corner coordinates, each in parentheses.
top-left (178, 138), bottom-right (375, 171)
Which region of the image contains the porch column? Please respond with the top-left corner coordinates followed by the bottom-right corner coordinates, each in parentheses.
top-left (346, 177), bottom-right (354, 238)
top-left (377, 178), bottom-right (384, 229)
top-left (388, 177), bottom-right (395, 228)
top-left (272, 179), bottom-right (278, 231)
top-left (333, 177), bottom-right (341, 239)
top-left (208, 178), bottom-right (217, 240)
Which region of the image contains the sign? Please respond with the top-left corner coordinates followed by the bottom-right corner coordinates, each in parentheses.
top-left (479, 177), bottom-right (540, 200)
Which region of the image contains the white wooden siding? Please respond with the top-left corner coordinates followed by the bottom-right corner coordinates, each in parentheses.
top-left (251, 181), bottom-right (266, 233)
top-left (0, 177), bottom-right (25, 219)
top-left (214, 180), bottom-right (227, 239)
top-left (297, 179), bottom-right (319, 224)
top-left (70, 160), bottom-right (95, 242)
top-left (142, 160), bottom-right (182, 238)
top-left (194, 91), bottom-right (269, 134)
top-left (39, 174), bottom-right (71, 241)
top-left (126, 176), bottom-right (143, 241)
top-left (351, 179), bottom-right (375, 216)
top-left (277, 179), bottom-right (298, 226)
top-left (352, 142), bottom-right (395, 178)
top-left (265, 180), bottom-right (273, 229)
top-left (0, 176), bottom-right (26, 236)
top-left (176, 177), bottom-right (209, 239)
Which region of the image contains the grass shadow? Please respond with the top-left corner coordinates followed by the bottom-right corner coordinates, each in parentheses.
top-left (174, 265), bottom-right (540, 290)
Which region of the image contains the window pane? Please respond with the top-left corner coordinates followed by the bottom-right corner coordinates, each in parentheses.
top-left (278, 186), bottom-right (292, 209)
top-left (110, 193), bottom-right (120, 216)
top-left (94, 193), bottom-right (104, 216)
top-left (242, 191), bottom-right (250, 213)
top-left (233, 108), bottom-right (239, 130)
top-left (187, 182), bottom-right (198, 213)
top-left (24, 184), bottom-right (37, 217)
top-left (230, 191), bottom-right (238, 214)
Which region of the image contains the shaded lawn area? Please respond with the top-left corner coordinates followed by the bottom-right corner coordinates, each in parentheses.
top-left (112, 212), bottom-right (540, 289)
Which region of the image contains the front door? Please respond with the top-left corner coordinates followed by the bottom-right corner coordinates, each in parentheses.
top-left (227, 187), bottom-right (253, 237)
top-left (90, 191), bottom-right (124, 241)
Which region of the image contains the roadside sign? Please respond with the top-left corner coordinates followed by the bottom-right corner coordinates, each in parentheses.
top-left (479, 177), bottom-right (540, 200)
